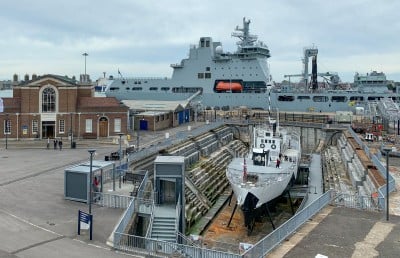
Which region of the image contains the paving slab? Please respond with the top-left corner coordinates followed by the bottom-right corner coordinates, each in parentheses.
top-left (0, 122), bottom-right (206, 257)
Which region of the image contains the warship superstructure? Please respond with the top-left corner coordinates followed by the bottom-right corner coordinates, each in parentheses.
top-left (104, 18), bottom-right (399, 112)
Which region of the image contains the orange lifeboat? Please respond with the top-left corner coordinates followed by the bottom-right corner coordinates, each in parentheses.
top-left (216, 82), bottom-right (243, 92)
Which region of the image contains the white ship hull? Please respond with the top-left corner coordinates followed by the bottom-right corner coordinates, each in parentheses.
top-left (227, 159), bottom-right (295, 208)
top-left (226, 124), bottom-right (301, 233)
top-left (226, 155), bottom-right (298, 209)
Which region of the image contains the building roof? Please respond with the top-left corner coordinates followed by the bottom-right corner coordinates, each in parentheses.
top-left (19, 74), bottom-right (79, 86)
top-left (122, 99), bottom-right (190, 112)
top-left (138, 111), bottom-right (170, 116)
top-left (155, 155), bottom-right (185, 164)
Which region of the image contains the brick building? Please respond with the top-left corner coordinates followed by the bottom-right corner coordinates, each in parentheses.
top-left (121, 100), bottom-right (193, 131)
top-left (0, 74), bottom-right (129, 141)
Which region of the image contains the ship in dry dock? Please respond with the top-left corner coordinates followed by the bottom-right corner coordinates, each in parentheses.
top-left (226, 118), bottom-right (301, 233)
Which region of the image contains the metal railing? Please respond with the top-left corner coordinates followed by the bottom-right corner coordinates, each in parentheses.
top-left (113, 233), bottom-right (242, 258)
top-left (111, 190), bottom-right (333, 258)
top-left (127, 121), bottom-right (224, 164)
top-left (93, 192), bottom-right (134, 209)
top-left (110, 187), bottom-right (389, 257)
top-left (243, 190), bottom-right (333, 258)
top-left (175, 194), bottom-right (181, 243)
top-left (134, 197), bottom-right (153, 215)
top-left (113, 197), bottom-right (136, 246)
top-left (145, 204), bottom-right (155, 239)
top-left (136, 170), bottom-right (149, 199)
top-left (332, 192), bottom-right (384, 211)
top-left (348, 127), bottom-right (396, 202)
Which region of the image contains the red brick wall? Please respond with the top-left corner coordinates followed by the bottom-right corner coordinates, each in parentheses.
top-left (1, 75), bottom-right (128, 140)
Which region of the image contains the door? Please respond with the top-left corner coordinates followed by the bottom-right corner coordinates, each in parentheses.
top-left (99, 117), bottom-right (108, 137)
top-left (178, 111), bottom-right (184, 124)
top-left (184, 109), bottom-right (190, 122)
top-left (161, 180), bottom-right (176, 204)
top-left (140, 120), bottom-right (148, 130)
top-left (42, 121), bottom-right (55, 139)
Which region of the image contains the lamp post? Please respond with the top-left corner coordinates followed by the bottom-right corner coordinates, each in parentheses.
top-left (16, 113), bottom-right (19, 141)
top-left (82, 53), bottom-right (88, 80)
top-left (5, 114), bottom-right (9, 149)
top-left (78, 112), bottom-right (81, 140)
top-left (137, 120), bottom-right (142, 151)
top-left (88, 149), bottom-right (96, 215)
top-left (117, 133), bottom-right (124, 188)
top-left (70, 112), bottom-right (73, 148)
top-left (383, 147), bottom-right (391, 221)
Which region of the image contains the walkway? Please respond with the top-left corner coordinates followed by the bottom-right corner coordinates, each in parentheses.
top-left (0, 121), bottom-right (210, 258)
top-left (268, 206), bottom-right (400, 258)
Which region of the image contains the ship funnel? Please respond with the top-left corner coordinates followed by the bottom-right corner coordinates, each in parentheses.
top-left (272, 122), bottom-right (277, 135)
top-left (311, 56), bottom-right (318, 90)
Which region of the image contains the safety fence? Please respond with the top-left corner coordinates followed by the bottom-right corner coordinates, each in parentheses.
top-left (242, 190), bottom-right (332, 258)
top-left (126, 121), bottom-right (224, 164)
top-left (348, 127), bottom-right (396, 206)
top-left (332, 192), bottom-right (384, 211)
top-left (111, 190), bottom-right (334, 258)
top-left (93, 192), bottom-right (133, 209)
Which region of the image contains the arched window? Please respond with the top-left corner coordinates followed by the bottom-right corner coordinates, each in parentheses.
top-left (42, 87), bottom-right (56, 112)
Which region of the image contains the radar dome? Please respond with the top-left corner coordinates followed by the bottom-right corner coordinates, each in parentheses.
top-left (215, 46), bottom-right (223, 54)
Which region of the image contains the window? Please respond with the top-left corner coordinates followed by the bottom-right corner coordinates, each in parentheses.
top-left (198, 73), bottom-right (204, 79)
top-left (4, 119), bottom-right (11, 134)
top-left (42, 87), bottom-right (56, 112)
top-left (205, 73), bottom-right (211, 79)
top-left (59, 119), bottom-right (65, 134)
top-left (32, 120), bottom-right (38, 134)
top-left (114, 118), bottom-right (121, 133)
top-left (155, 116), bottom-right (159, 122)
top-left (85, 119), bottom-right (92, 133)
top-left (206, 67), bottom-right (210, 71)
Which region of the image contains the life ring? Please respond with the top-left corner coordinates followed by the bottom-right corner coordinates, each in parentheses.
top-left (271, 144), bottom-right (276, 149)
top-left (260, 143), bottom-right (265, 148)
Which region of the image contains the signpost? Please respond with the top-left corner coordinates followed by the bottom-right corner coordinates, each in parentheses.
top-left (78, 210), bottom-right (93, 240)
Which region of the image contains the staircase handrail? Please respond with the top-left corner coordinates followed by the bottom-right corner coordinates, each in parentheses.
top-left (175, 194), bottom-right (181, 243)
top-left (176, 231), bottom-right (200, 247)
top-left (145, 201), bottom-right (155, 238)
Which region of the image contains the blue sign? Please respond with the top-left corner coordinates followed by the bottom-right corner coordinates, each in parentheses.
top-left (78, 210), bottom-right (93, 240)
top-left (79, 210), bottom-right (91, 224)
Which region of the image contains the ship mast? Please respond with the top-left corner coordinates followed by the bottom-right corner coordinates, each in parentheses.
top-left (231, 17), bottom-right (257, 48)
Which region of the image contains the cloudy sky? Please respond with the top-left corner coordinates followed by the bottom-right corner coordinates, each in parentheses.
top-left (0, 0), bottom-right (399, 83)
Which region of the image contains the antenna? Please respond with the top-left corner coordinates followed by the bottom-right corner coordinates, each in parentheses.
top-left (118, 69), bottom-right (126, 84)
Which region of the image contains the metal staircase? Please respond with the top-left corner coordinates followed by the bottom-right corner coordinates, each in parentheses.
top-left (150, 216), bottom-right (176, 242)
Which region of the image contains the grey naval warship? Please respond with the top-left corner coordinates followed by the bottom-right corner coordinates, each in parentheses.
top-left (104, 18), bottom-right (399, 112)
